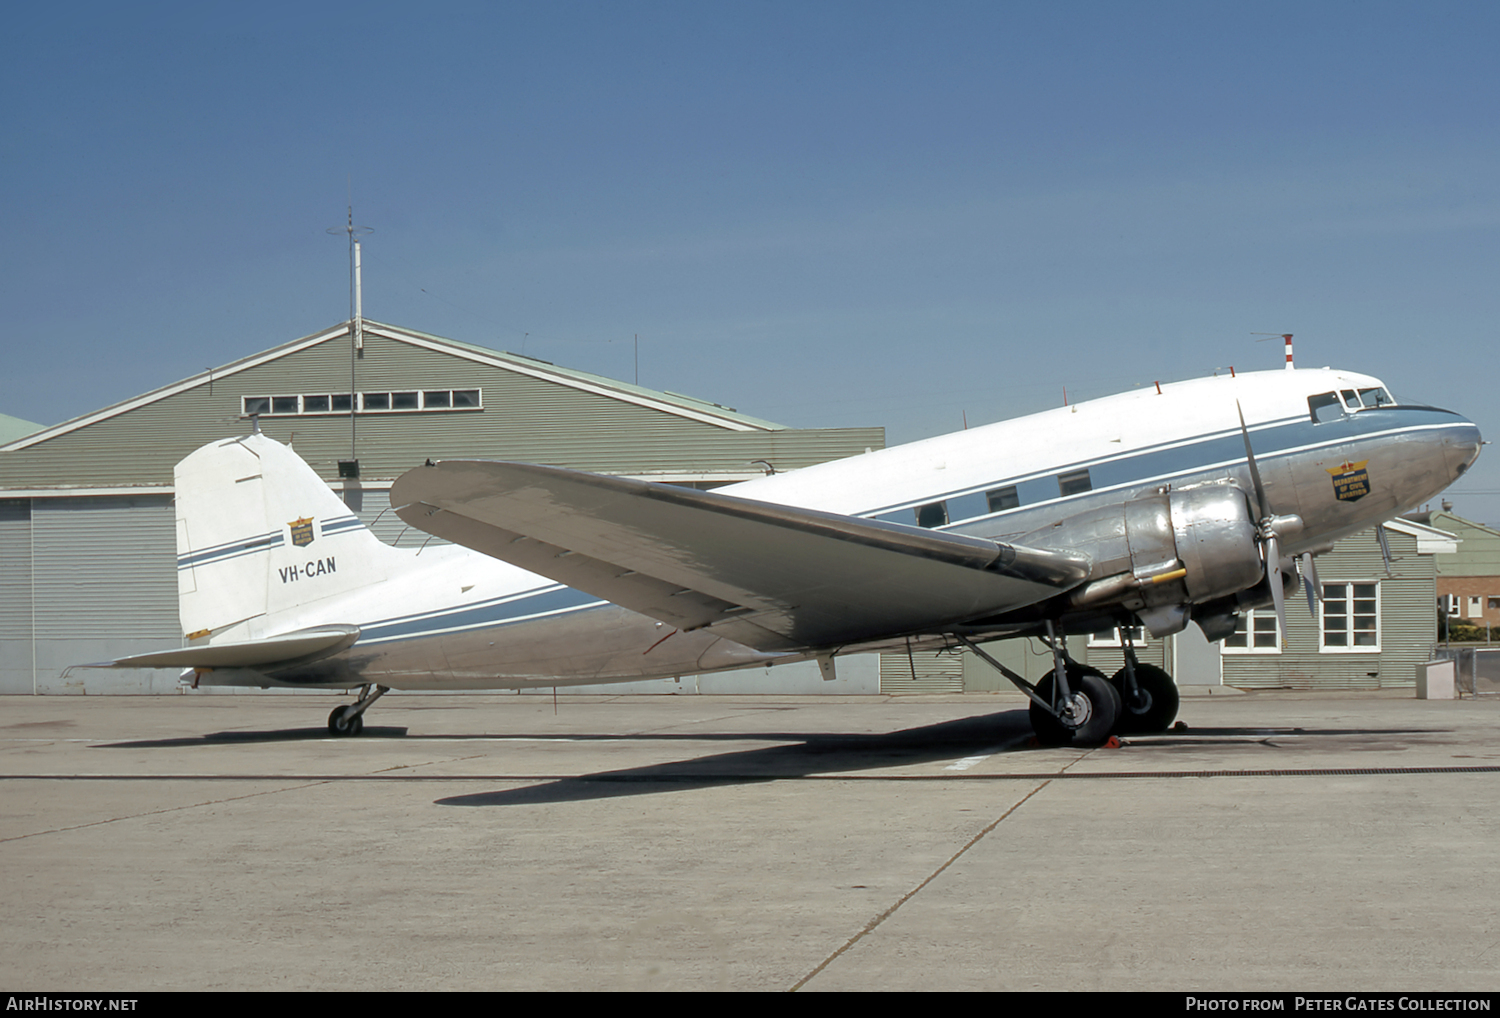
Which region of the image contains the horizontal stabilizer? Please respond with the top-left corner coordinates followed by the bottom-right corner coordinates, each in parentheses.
top-left (90, 625), bottom-right (360, 669)
top-left (391, 460), bottom-right (1090, 651)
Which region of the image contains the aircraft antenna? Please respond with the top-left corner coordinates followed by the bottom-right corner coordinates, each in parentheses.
top-left (1254, 333), bottom-right (1294, 370)
top-left (328, 196), bottom-right (374, 468)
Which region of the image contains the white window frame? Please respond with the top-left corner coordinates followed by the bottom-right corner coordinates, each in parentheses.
top-left (1088, 625), bottom-right (1144, 649)
top-left (1221, 608), bottom-right (1281, 654)
top-left (1320, 581), bottom-right (1381, 653)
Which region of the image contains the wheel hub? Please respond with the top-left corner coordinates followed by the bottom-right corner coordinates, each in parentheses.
top-left (1060, 692), bottom-right (1092, 729)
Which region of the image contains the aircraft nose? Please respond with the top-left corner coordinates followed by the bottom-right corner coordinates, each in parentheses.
top-left (1441, 412), bottom-right (1483, 480)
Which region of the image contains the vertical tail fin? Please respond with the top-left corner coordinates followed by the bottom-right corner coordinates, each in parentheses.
top-left (174, 434), bottom-right (408, 640)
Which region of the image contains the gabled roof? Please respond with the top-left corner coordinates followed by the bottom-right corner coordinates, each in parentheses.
top-left (0, 413), bottom-right (41, 445)
top-left (1, 320), bottom-right (784, 453)
top-left (1382, 517), bottom-right (1460, 555)
top-left (1404, 509), bottom-right (1500, 540)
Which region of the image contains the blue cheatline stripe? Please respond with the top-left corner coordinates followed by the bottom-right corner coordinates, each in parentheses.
top-left (363, 583), bottom-right (572, 629)
top-left (320, 517), bottom-right (365, 535)
top-left (177, 531), bottom-right (284, 569)
top-left (863, 407), bottom-right (1465, 525)
top-left (357, 585), bottom-right (609, 644)
top-left (177, 516), bottom-right (364, 571)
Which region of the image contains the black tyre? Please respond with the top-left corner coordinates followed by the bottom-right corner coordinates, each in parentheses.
top-left (1029, 665), bottom-right (1119, 746)
top-left (328, 706), bottom-right (353, 736)
top-left (1110, 663), bottom-right (1180, 734)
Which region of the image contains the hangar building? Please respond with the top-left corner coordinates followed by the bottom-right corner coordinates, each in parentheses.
top-left (0, 321), bottom-right (883, 694)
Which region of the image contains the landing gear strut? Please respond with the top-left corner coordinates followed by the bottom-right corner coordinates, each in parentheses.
top-left (1028, 662), bottom-right (1120, 746)
top-left (954, 623), bottom-right (1120, 747)
top-left (327, 683), bottom-right (389, 737)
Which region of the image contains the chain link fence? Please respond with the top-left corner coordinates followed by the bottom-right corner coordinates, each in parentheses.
top-left (1429, 645), bottom-right (1500, 696)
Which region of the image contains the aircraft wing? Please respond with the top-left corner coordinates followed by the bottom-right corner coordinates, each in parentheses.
top-left (391, 461), bottom-right (1090, 652)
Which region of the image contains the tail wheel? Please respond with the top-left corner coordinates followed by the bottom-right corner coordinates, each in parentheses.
top-left (1029, 664), bottom-right (1119, 746)
top-left (1110, 663), bottom-right (1179, 734)
top-left (328, 707), bottom-right (364, 737)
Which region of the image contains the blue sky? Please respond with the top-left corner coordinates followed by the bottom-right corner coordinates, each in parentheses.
top-left (3, 1), bottom-right (1498, 522)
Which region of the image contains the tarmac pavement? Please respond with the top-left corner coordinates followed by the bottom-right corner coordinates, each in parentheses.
top-left (2, 689), bottom-right (1497, 992)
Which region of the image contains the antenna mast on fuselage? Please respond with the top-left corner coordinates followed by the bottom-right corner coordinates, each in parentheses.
top-left (1254, 332), bottom-right (1295, 370)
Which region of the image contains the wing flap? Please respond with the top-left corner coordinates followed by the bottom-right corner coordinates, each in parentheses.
top-left (392, 461), bottom-right (1089, 651)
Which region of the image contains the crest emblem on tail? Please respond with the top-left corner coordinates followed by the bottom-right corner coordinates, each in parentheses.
top-left (289, 516), bottom-right (315, 547)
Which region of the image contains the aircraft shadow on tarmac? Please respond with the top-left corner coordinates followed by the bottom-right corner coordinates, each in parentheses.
top-left (430, 718), bottom-right (1451, 808)
top-left (102, 726), bottom-right (412, 747)
top-left (99, 710), bottom-right (1037, 752)
top-left (435, 709), bottom-right (1041, 807)
top-left (94, 712), bottom-right (1451, 807)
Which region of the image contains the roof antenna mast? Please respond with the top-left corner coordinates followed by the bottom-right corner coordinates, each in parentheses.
top-left (327, 186), bottom-right (373, 468)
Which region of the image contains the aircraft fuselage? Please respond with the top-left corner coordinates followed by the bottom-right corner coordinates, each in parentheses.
top-left (199, 367), bottom-right (1481, 691)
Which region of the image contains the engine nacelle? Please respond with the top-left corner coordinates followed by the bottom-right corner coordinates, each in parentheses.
top-left (1024, 482), bottom-right (1264, 637)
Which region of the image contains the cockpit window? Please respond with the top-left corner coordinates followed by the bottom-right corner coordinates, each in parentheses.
top-left (1308, 391), bottom-right (1342, 423)
top-left (1310, 387), bottom-right (1396, 422)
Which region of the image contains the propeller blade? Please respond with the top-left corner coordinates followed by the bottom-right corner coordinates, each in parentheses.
top-left (1298, 552), bottom-right (1322, 617)
top-left (1266, 532), bottom-right (1286, 648)
top-left (1375, 524), bottom-right (1394, 577)
top-left (1236, 400), bottom-right (1271, 520)
top-left (1239, 400), bottom-right (1286, 644)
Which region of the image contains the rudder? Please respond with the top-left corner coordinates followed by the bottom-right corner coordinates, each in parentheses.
top-left (174, 434), bottom-right (407, 641)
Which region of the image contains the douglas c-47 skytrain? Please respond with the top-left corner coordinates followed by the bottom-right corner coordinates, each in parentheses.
top-left (96, 367), bottom-right (1482, 744)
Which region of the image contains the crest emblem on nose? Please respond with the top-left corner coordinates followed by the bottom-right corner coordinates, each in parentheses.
top-left (1327, 461), bottom-right (1369, 502)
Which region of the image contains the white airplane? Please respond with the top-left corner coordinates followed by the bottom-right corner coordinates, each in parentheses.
top-left (99, 367), bottom-right (1481, 744)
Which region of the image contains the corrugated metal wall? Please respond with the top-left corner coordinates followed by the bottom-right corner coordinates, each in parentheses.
top-left (0, 500), bottom-right (31, 693)
top-left (879, 647), bottom-right (966, 693)
top-left (2, 496), bottom-right (182, 693)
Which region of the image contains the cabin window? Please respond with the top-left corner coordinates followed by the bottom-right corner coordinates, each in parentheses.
top-left (1222, 609), bottom-right (1280, 653)
top-left (915, 501), bottom-right (948, 528)
top-left (1308, 392), bottom-right (1342, 423)
top-left (986, 486), bottom-right (1020, 513)
top-left (1321, 582), bottom-right (1380, 651)
top-left (1058, 468), bottom-right (1092, 497)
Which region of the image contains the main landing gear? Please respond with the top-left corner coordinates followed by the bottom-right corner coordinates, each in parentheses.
top-left (955, 622), bottom-right (1180, 747)
top-left (327, 683), bottom-right (390, 737)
